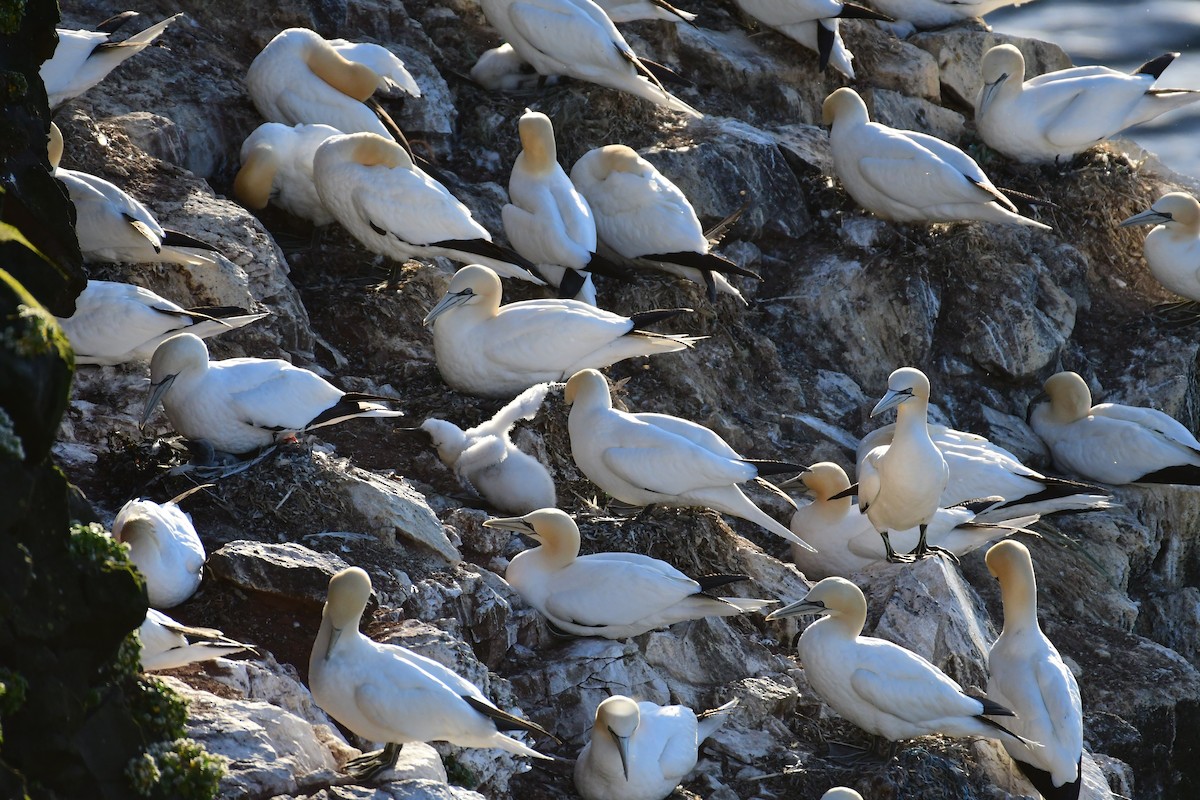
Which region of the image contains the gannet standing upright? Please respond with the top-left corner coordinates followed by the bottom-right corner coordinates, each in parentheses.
top-left (574, 694), bottom-right (737, 800)
top-left (111, 488), bottom-right (206, 609)
top-left (1028, 370), bottom-right (1200, 485)
top-left (731, 0), bottom-right (891, 78)
top-left (986, 540), bottom-right (1084, 800)
top-left (823, 88), bottom-right (1050, 229)
top-left (309, 567), bottom-right (555, 778)
top-left (234, 122), bottom-right (342, 225)
top-left (857, 367), bottom-right (950, 562)
top-left (42, 14), bottom-right (182, 107)
top-left (564, 369), bottom-right (813, 548)
top-left (1120, 192), bottom-right (1200, 304)
top-left (976, 45), bottom-right (1200, 164)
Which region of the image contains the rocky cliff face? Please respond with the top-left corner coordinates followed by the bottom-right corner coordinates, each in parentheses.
top-left (47, 0), bottom-right (1200, 798)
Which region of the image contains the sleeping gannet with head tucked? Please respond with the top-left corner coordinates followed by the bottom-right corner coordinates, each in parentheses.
top-left (575, 694), bottom-right (737, 800)
top-left (42, 14), bottom-right (182, 108)
top-left (310, 567), bottom-right (555, 778)
top-left (821, 790), bottom-right (864, 800)
top-left (768, 577), bottom-right (1026, 748)
top-left (234, 122), bottom-right (342, 225)
top-left (140, 609), bottom-right (254, 672)
top-left (141, 333), bottom-right (404, 458)
top-left (478, 0), bottom-right (701, 117)
top-left (986, 540), bottom-right (1083, 800)
top-left (313, 133), bottom-right (545, 285)
top-left (866, 0), bottom-right (1034, 29)
top-left (1028, 370), bottom-right (1200, 485)
top-left (326, 39), bottom-right (421, 98)
top-left (485, 508), bottom-right (775, 638)
top-left (1120, 192), bottom-right (1200, 304)
top-left (976, 45), bottom-right (1200, 165)
top-left (593, 0), bottom-right (696, 23)
top-left (788, 462), bottom-right (1039, 579)
top-left (419, 383), bottom-right (557, 514)
top-left (732, 0), bottom-right (891, 78)
top-left (423, 265), bottom-right (699, 397)
top-left (564, 369), bottom-right (813, 548)
top-left (570, 145), bottom-right (759, 302)
top-left (56, 280), bottom-right (266, 366)
top-left (112, 488), bottom-right (206, 609)
top-left (471, 43), bottom-right (554, 92)
top-left (823, 88), bottom-right (1050, 229)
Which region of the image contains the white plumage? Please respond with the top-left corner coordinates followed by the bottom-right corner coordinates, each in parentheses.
top-left (139, 609), bottom-right (253, 672)
top-left (234, 122), bottom-right (342, 225)
top-left (866, 0), bottom-right (1034, 29)
top-left (732, 0), bottom-right (890, 78)
top-left (1120, 192), bottom-right (1200, 303)
top-left (593, 0), bottom-right (696, 23)
top-left (42, 14), bottom-right (181, 108)
top-left (470, 43), bottom-right (550, 91)
top-left (327, 39), bottom-right (421, 98)
top-left (112, 489), bottom-right (206, 609)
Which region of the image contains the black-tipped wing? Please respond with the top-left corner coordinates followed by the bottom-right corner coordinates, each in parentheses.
top-left (461, 695), bottom-right (560, 742)
top-left (1135, 52), bottom-right (1179, 78)
top-left (162, 229), bottom-right (221, 253)
top-left (694, 573), bottom-right (750, 592)
top-left (642, 249), bottom-right (762, 280)
top-left (627, 307), bottom-right (692, 330)
top-left (742, 458), bottom-right (809, 477)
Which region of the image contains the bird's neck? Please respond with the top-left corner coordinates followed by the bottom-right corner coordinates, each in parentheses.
top-left (998, 577), bottom-right (1040, 635)
top-left (534, 536), bottom-right (579, 571)
top-left (894, 400), bottom-right (931, 442)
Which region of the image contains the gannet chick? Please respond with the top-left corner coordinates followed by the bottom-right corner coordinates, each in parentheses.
top-left (574, 694), bottom-right (737, 800)
top-left (1028, 370), bottom-right (1200, 485)
top-left (423, 265), bottom-right (699, 397)
top-left (767, 577), bottom-right (1026, 748)
top-left (234, 122), bottom-right (342, 225)
top-left (564, 368), bottom-right (813, 548)
top-left (420, 383), bottom-right (557, 514)
top-left (866, 0), bottom-right (1034, 29)
top-left (976, 45), bottom-right (1200, 164)
top-left (731, 0), bottom-right (891, 77)
top-left (42, 14), bottom-right (182, 108)
top-left (471, 43), bottom-right (554, 92)
top-left (56, 280), bottom-right (266, 366)
top-left (593, 0), bottom-right (697, 23)
top-left (486, 508), bottom-right (776, 638)
top-left (1120, 192), bottom-right (1200, 303)
top-left (141, 333), bottom-right (404, 458)
top-left (789, 462), bottom-right (1038, 579)
top-left (478, 0), bottom-right (701, 117)
top-left (112, 488), bottom-right (206, 609)
top-left (986, 540), bottom-right (1083, 800)
top-left (313, 133), bottom-right (545, 285)
top-left (310, 567), bottom-right (555, 778)
top-left (823, 87), bottom-right (1050, 229)
top-left (570, 145), bottom-right (759, 302)
top-left (140, 609), bottom-right (254, 672)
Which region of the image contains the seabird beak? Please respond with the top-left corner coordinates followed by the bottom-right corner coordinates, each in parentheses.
top-left (608, 726), bottom-right (631, 781)
top-left (1025, 390), bottom-right (1050, 424)
top-left (325, 625), bottom-right (343, 661)
top-left (482, 516), bottom-right (538, 536)
top-left (871, 387), bottom-right (913, 417)
top-left (765, 597), bottom-right (828, 621)
top-left (1119, 208), bottom-right (1173, 228)
top-left (978, 73), bottom-right (1008, 118)
top-left (140, 373), bottom-right (177, 427)
top-left (422, 289), bottom-right (475, 326)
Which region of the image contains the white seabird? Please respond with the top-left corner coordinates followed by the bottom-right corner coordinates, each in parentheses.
top-left (309, 566), bottom-right (555, 778)
top-left (423, 265), bottom-right (699, 398)
top-left (471, 43), bottom-right (555, 92)
top-left (570, 145), bottom-right (759, 302)
top-left (564, 368), bottom-right (813, 548)
top-left (56, 280), bottom-right (266, 366)
top-left (823, 87), bottom-right (1050, 229)
top-left (1120, 192), bottom-right (1200, 304)
top-left (419, 383), bottom-right (557, 514)
top-left (593, 0), bottom-right (696, 23)
top-left (478, 0), bottom-right (701, 117)
top-left (140, 609), bottom-right (254, 672)
top-left (866, 0), bottom-right (1034, 29)
top-left (731, 0), bottom-right (891, 78)
top-left (141, 332), bottom-right (404, 459)
top-left (767, 577), bottom-right (1027, 749)
top-left (233, 122), bottom-right (342, 226)
top-left (485, 508), bottom-right (775, 638)
top-left (986, 540), bottom-right (1084, 800)
top-left (312, 133), bottom-right (545, 285)
top-left (788, 462), bottom-right (1038, 579)
top-left (976, 45), bottom-right (1200, 165)
top-left (42, 14), bottom-right (182, 108)
top-left (574, 694), bottom-right (737, 800)
top-left (1028, 370), bottom-right (1200, 485)
top-left (821, 790), bottom-right (864, 800)
top-left (326, 39), bottom-right (421, 98)
top-left (111, 487), bottom-right (207, 609)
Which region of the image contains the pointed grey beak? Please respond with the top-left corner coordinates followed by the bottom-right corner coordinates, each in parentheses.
top-left (765, 597), bottom-right (828, 621)
top-left (423, 289), bottom-right (475, 326)
top-left (140, 373), bottom-right (177, 427)
top-left (326, 625), bottom-right (343, 661)
top-left (871, 387), bottom-right (913, 417)
top-left (978, 73), bottom-right (1008, 117)
top-left (608, 727), bottom-right (631, 780)
top-left (1119, 208), bottom-right (1172, 228)
top-left (1025, 390), bottom-right (1050, 424)
top-left (482, 516), bottom-right (538, 535)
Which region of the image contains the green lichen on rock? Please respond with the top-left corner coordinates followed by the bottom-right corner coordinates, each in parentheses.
top-left (129, 679), bottom-right (188, 741)
top-left (1, 304), bottom-right (70, 361)
top-left (0, 1), bottom-right (26, 35)
top-left (124, 739), bottom-right (225, 800)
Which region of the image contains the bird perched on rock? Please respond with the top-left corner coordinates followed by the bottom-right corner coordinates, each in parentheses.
top-left (423, 265), bottom-right (699, 398)
top-left (564, 368), bottom-right (813, 548)
top-left (139, 609), bottom-right (254, 671)
top-left (823, 87), bottom-right (1050, 229)
top-left (767, 577), bottom-right (1027, 754)
top-left (986, 540), bottom-right (1084, 800)
top-left (470, 43), bottom-right (555, 92)
top-left (575, 694), bottom-right (737, 800)
top-left (571, 145), bottom-right (759, 302)
top-left (309, 567), bottom-right (556, 778)
top-left (1120, 192), bottom-right (1200, 309)
top-left (485, 508), bottom-right (776, 638)
top-left (111, 487), bottom-right (207, 609)
top-left (234, 122), bottom-right (342, 226)
top-left (593, 0), bottom-right (696, 23)
top-left (141, 333), bottom-right (404, 461)
top-left (976, 45), bottom-right (1200, 164)
top-left (1028, 370), bottom-right (1200, 485)
top-left (865, 0), bottom-right (1034, 29)
top-left (731, 0), bottom-right (891, 78)
top-left (56, 280), bottom-right (266, 366)
top-left (418, 383), bottom-right (557, 514)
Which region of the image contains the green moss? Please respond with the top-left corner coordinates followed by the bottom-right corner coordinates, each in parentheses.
top-left (0, 669), bottom-right (28, 746)
top-left (1, 303), bottom-right (70, 363)
top-left (0, 1), bottom-right (25, 35)
top-left (125, 739), bottom-right (225, 800)
top-left (444, 753), bottom-right (478, 788)
top-left (130, 679), bottom-right (188, 742)
top-left (0, 70), bottom-right (26, 102)
top-left (0, 408), bottom-right (22, 461)
top-left (69, 522), bottom-right (137, 573)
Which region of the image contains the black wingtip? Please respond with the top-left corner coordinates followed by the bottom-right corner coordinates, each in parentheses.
top-left (829, 483), bottom-right (858, 500)
top-left (461, 696), bottom-right (561, 744)
top-left (640, 57), bottom-right (695, 88)
top-left (95, 11), bottom-right (140, 33)
top-left (838, 2), bottom-right (893, 21)
top-left (743, 458), bottom-right (809, 477)
top-left (643, 249), bottom-right (761, 280)
top-left (695, 573), bottom-right (751, 592)
top-left (584, 251), bottom-right (638, 282)
top-left (1134, 464), bottom-right (1200, 485)
top-left (162, 229), bottom-right (221, 253)
top-left (627, 307), bottom-right (692, 330)
top-left (434, 238), bottom-right (544, 279)
top-left (816, 20), bottom-right (835, 72)
top-left (557, 268), bottom-right (588, 300)
top-left (968, 691), bottom-right (1016, 718)
top-left (1136, 52), bottom-right (1179, 79)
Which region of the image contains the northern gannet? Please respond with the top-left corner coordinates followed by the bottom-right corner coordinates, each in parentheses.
top-left (857, 367), bottom-right (950, 562)
top-left (1120, 192), bottom-right (1200, 304)
top-left (866, 0), bottom-right (1035, 29)
top-left (423, 265), bottom-right (699, 397)
top-left (485, 508), bottom-right (775, 638)
top-left (478, 0), bottom-right (701, 117)
top-left (234, 122), bottom-right (342, 226)
top-left (309, 567), bottom-right (555, 778)
top-left (42, 14), bottom-right (182, 108)
top-left (56, 280), bottom-right (265, 366)
top-left (471, 43), bottom-right (550, 92)
top-left (112, 488), bottom-right (206, 609)
top-left (823, 87), bottom-right (1050, 229)
top-left (326, 39), bottom-right (421, 98)
top-left (593, 0), bottom-right (697, 23)
top-left (564, 368), bottom-right (813, 548)
top-left (976, 45), bottom-right (1200, 164)
top-left (419, 383), bottom-right (557, 514)
top-left (574, 694), bottom-right (737, 800)
top-left (312, 133), bottom-right (545, 285)
top-left (767, 577), bottom-right (1026, 749)
top-left (731, 0), bottom-right (891, 78)
top-left (788, 462), bottom-right (1038, 579)
top-left (821, 790), bottom-right (864, 800)
top-left (570, 145), bottom-right (759, 302)
top-left (140, 609), bottom-right (254, 671)
top-left (141, 333), bottom-right (404, 459)
top-left (1028, 370), bottom-right (1200, 485)
top-left (986, 540), bottom-right (1083, 800)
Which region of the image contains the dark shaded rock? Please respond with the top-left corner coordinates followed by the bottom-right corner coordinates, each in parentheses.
top-left (207, 541), bottom-right (352, 606)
